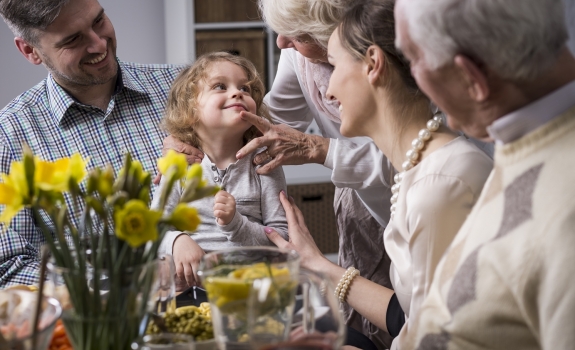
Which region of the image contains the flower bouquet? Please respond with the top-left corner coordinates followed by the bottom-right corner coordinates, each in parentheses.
top-left (0, 147), bottom-right (218, 350)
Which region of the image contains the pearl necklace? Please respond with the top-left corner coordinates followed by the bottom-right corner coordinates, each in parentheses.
top-left (390, 115), bottom-right (443, 219)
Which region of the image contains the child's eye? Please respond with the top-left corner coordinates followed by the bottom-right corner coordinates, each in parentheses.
top-left (213, 83), bottom-right (226, 90)
top-left (240, 86), bottom-right (251, 93)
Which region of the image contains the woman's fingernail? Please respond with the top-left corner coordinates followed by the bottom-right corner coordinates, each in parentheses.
top-left (236, 152), bottom-right (242, 159)
top-left (280, 190), bottom-right (286, 196)
top-left (264, 227), bottom-right (274, 234)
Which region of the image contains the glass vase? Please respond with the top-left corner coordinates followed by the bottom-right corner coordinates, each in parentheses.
top-left (46, 258), bottom-right (164, 350)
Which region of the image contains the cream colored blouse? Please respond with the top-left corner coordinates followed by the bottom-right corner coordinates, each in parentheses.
top-left (384, 136), bottom-right (492, 319)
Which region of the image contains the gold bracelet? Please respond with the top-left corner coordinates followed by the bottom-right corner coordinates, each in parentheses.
top-left (334, 267), bottom-right (360, 303)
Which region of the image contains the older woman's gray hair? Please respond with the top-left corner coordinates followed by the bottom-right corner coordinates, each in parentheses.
top-left (398, 0), bottom-right (569, 81)
top-left (258, 0), bottom-right (351, 49)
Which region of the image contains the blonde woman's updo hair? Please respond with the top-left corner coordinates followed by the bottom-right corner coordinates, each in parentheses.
top-left (338, 0), bottom-right (432, 132)
top-left (259, 0), bottom-right (351, 49)
top-left (163, 52), bottom-right (271, 149)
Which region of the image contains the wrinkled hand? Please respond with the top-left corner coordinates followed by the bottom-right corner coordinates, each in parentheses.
top-left (153, 135), bottom-right (204, 185)
top-left (236, 111), bottom-right (330, 175)
top-left (264, 191), bottom-right (329, 270)
top-left (214, 190), bottom-right (236, 226)
top-left (173, 234), bottom-right (205, 288)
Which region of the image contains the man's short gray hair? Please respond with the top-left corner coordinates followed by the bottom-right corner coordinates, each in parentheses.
top-left (0, 0), bottom-right (70, 44)
top-left (258, 0), bottom-right (351, 49)
top-left (401, 0), bottom-right (568, 81)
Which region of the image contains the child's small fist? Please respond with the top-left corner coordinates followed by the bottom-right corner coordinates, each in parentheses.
top-left (214, 190), bottom-right (236, 225)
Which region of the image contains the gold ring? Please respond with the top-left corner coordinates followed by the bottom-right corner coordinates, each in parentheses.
top-left (265, 150), bottom-right (272, 159)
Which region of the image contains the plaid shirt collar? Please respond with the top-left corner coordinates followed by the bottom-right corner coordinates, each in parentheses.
top-left (46, 59), bottom-right (149, 126)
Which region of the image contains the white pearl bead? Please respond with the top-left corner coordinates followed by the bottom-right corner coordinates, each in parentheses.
top-left (406, 149), bottom-right (419, 162)
top-left (402, 160), bottom-right (414, 171)
top-left (427, 119), bottom-right (440, 131)
top-left (418, 128), bottom-right (431, 141)
top-left (412, 138), bottom-right (424, 150)
top-left (397, 172), bottom-right (404, 182)
top-left (390, 193), bottom-right (398, 204)
top-left (433, 115), bottom-right (443, 124)
top-left (392, 183), bottom-right (400, 194)
top-left (394, 173), bottom-right (401, 184)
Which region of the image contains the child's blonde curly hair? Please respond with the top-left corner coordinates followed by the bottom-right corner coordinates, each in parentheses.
top-left (163, 52), bottom-right (271, 148)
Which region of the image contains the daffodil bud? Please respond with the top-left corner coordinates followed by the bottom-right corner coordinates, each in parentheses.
top-left (86, 169), bottom-right (101, 194)
top-left (86, 196), bottom-right (105, 215)
top-left (22, 146), bottom-right (35, 197)
top-left (98, 165), bottom-right (114, 198)
top-left (186, 163), bottom-right (203, 181)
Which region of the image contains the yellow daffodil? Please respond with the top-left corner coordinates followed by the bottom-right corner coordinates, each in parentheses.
top-left (167, 203), bottom-right (201, 232)
top-left (35, 154), bottom-right (88, 192)
top-left (157, 150), bottom-right (187, 180)
top-left (0, 161), bottom-right (30, 224)
top-left (115, 200), bottom-right (162, 247)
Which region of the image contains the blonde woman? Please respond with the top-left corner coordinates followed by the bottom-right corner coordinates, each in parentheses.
top-left (264, 0), bottom-right (492, 348)
top-left (152, 52), bottom-right (288, 287)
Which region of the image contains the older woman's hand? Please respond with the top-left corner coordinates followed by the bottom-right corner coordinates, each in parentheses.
top-left (264, 191), bottom-right (332, 270)
top-left (236, 111), bottom-right (330, 175)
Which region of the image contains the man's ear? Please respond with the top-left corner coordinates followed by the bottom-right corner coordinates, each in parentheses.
top-left (14, 37), bottom-right (43, 65)
top-left (453, 55), bottom-right (489, 102)
top-left (365, 45), bottom-right (386, 85)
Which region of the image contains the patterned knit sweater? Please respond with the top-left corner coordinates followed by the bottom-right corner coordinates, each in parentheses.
top-left (397, 106), bottom-right (575, 350)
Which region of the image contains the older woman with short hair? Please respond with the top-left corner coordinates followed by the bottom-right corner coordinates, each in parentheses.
top-left (234, 0), bottom-right (395, 347)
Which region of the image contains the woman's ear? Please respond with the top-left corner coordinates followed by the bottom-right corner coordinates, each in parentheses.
top-left (365, 45), bottom-right (386, 85)
top-left (453, 55), bottom-right (490, 102)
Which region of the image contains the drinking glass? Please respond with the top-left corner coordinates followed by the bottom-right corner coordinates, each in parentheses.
top-left (131, 333), bottom-right (195, 349)
top-left (249, 269), bottom-right (346, 350)
top-left (197, 247), bottom-right (300, 350)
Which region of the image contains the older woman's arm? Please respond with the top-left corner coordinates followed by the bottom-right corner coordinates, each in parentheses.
top-left (265, 191), bottom-right (396, 332)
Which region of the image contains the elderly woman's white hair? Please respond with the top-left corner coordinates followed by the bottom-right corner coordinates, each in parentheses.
top-left (399, 0), bottom-right (569, 81)
top-left (258, 0), bottom-right (351, 49)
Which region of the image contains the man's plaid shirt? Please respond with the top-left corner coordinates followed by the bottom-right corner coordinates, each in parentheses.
top-left (0, 60), bottom-right (182, 287)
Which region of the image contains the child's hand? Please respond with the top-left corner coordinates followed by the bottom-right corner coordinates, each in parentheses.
top-left (173, 235), bottom-right (205, 288)
top-left (214, 190), bottom-right (236, 225)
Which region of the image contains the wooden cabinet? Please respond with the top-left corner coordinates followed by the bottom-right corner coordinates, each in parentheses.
top-left (194, 0), bottom-right (260, 23)
top-left (196, 30), bottom-right (268, 86)
top-left (287, 183), bottom-right (339, 254)
top-left (189, 0), bottom-right (278, 89)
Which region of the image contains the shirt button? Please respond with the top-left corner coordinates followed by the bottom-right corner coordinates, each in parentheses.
top-left (214, 176), bottom-right (220, 182)
top-left (211, 166), bottom-right (217, 171)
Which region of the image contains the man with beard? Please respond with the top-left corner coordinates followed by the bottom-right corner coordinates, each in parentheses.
top-left (0, 0), bottom-right (182, 287)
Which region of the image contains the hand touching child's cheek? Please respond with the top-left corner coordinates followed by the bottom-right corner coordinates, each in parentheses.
top-left (213, 190), bottom-right (236, 225)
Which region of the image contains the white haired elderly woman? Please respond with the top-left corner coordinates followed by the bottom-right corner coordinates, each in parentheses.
top-left (234, 0), bottom-right (393, 347)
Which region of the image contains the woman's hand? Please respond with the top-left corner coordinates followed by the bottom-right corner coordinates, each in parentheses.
top-left (264, 191), bottom-right (332, 270)
top-left (173, 234), bottom-right (205, 287)
top-left (153, 135), bottom-right (204, 185)
top-left (214, 190), bottom-right (236, 225)
top-left (236, 111), bottom-right (330, 175)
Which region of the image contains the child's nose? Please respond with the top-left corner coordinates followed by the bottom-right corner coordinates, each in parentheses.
top-left (230, 89), bottom-right (244, 99)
